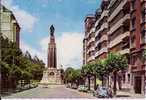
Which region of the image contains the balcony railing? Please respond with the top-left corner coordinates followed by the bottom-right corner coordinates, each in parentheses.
top-left (86, 27), bottom-right (95, 38)
top-left (109, 31), bottom-right (130, 48)
top-left (108, 0), bottom-right (128, 22)
top-left (95, 10), bottom-right (108, 27)
top-left (109, 0), bottom-right (117, 8)
top-left (108, 14), bottom-right (130, 35)
top-left (87, 37), bottom-right (95, 46)
top-left (95, 35), bottom-right (107, 47)
top-left (87, 46), bottom-right (95, 54)
top-left (118, 48), bottom-right (130, 55)
top-left (95, 22), bottom-right (108, 37)
top-left (87, 55), bottom-right (95, 62)
top-left (95, 47), bottom-right (107, 57)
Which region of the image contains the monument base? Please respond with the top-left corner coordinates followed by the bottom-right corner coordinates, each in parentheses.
top-left (40, 68), bottom-right (63, 86)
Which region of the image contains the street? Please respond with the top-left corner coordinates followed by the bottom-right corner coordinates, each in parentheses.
top-left (2, 85), bottom-right (96, 98)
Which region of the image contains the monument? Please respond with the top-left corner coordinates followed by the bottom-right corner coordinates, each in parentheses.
top-left (40, 25), bottom-right (64, 85)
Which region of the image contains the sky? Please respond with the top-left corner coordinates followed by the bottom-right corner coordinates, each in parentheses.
top-left (1, 0), bottom-right (101, 69)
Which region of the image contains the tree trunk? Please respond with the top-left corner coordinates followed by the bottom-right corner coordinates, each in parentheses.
top-left (102, 75), bottom-right (104, 86)
top-left (94, 75), bottom-right (96, 90)
top-left (108, 75), bottom-right (110, 87)
top-left (88, 76), bottom-right (90, 90)
top-left (118, 76), bottom-right (122, 90)
top-left (113, 71), bottom-right (117, 96)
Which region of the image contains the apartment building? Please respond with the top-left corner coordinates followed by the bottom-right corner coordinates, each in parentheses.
top-left (95, 0), bottom-right (109, 60)
top-left (83, 0), bottom-right (145, 94)
top-left (130, 0), bottom-right (146, 94)
top-left (108, 0), bottom-right (131, 90)
top-left (0, 5), bottom-right (20, 48)
top-left (83, 14), bottom-right (95, 64)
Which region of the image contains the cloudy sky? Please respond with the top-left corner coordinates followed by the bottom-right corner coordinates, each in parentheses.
top-left (1, 0), bottom-right (101, 69)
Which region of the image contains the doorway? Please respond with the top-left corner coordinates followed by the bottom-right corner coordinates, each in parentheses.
top-left (134, 76), bottom-right (142, 94)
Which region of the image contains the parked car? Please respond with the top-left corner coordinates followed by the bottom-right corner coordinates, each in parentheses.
top-left (66, 83), bottom-right (71, 88)
top-left (71, 84), bottom-right (78, 89)
top-left (78, 85), bottom-right (88, 92)
top-left (93, 86), bottom-right (112, 98)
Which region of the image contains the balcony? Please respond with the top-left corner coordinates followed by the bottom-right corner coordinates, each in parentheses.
top-left (97, 11), bottom-right (108, 24)
top-left (87, 37), bottom-right (94, 46)
top-left (109, 0), bottom-right (117, 8)
top-left (108, 0), bottom-right (128, 22)
top-left (87, 55), bottom-right (95, 62)
top-left (100, 35), bottom-right (108, 43)
top-left (100, 11), bottom-right (108, 20)
top-left (95, 35), bottom-right (108, 47)
top-left (108, 14), bottom-right (130, 35)
top-left (95, 10), bottom-right (108, 27)
top-left (109, 31), bottom-right (130, 48)
top-left (89, 27), bottom-right (95, 34)
top-left (118, 48), bottom-right (130, 55)
top-left (86, 27), bottom-right (95, 38)
top-left (95, 19), bottom-right (100, 27)
top-left (87, 46), bottom-right (95, 54)
top-left (95, 22), bottom-right (108, 37)
top-left (95, 47), bottom-right (107, 57)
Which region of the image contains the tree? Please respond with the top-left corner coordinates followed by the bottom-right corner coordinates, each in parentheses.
top-left (82, 63), bottom-right (95, 90)
top-left (106, 53), bottom-right (128, 95)
top-left (95, 59), bottom-right (107, 86)
top-left (64, 67), bottom-right (74, 83)
top-left (1, 35), bottom-right (45, 92)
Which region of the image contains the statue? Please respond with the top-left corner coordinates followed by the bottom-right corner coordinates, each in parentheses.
top-left (50, 25), bottom-right (55, 36)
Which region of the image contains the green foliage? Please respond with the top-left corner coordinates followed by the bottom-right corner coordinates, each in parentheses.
top-left (1, 36), bottom-right (45, 90)
top-left (64, 67), bottom-right (74, 82)
top-left (64, 67), bottom-right (82, 84)
top-left (82, 63), bottom-right (95, 76)
top-left (106, 53), bottom-right (128, 72)
top-left (95, 59), bottom-right (107, 78)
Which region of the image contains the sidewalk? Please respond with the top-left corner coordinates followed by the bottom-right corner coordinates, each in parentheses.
top-left (116, 89), bottom-right (145, 98)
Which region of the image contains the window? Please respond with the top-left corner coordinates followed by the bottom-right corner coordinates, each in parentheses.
top-left (123, 74), bottom-right (125, 83)
top-left (98, 43), bottom-right (101, 50)
top-left (141, 9), bottom-right (146, 22)
top-left (128, 74), bottom-right (130, 83)
top-left (131, 17), bottom-right (136, 30)
top-left (131, 0), bottom-right (136, 10)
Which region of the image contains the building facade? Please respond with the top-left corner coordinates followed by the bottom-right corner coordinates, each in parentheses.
top-left (95, 0), bottom-right (109, 60)
top-left (83, 0), bottom-right (145, 95)
top-left (83, 15), bottom-right (95, 64)
top-left (130, 0), bottom-right (146, 94)
top-left (108, 0), bottom-right (131, 90)
top-left (0, 5), bottom-right (20, 47)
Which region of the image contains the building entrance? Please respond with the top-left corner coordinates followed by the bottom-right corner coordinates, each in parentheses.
top-left (134, 76), bottom-right (142, 94)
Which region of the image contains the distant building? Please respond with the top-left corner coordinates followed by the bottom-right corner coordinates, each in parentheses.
top-left (0, 5), bottom-right (20, 48)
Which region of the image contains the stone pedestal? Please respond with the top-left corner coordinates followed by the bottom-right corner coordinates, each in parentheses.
top-left (47, 68), bottom-right (62, 84)
top-left (40, 68), bottom-right (62, 85)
